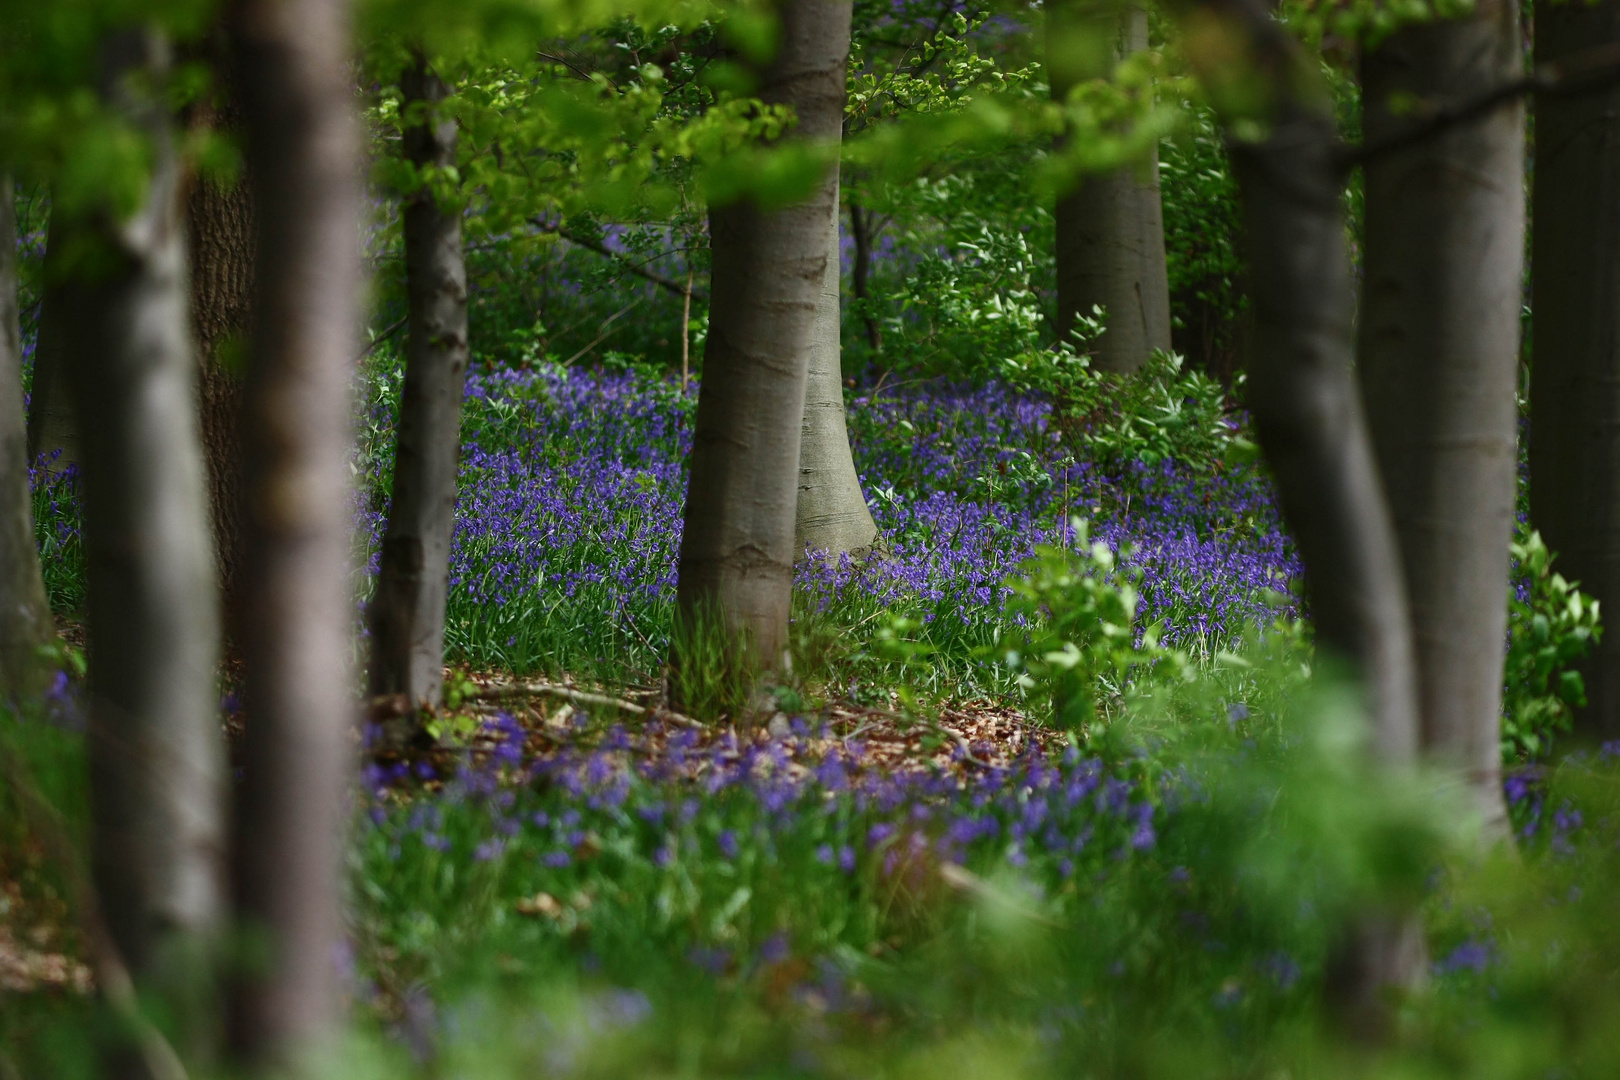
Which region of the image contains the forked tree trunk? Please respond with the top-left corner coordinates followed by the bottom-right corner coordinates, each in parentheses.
top-left (1184, 0), bottom-right (1424, 1026)
top-left (1049, 0), bottom-right (1171, 369)
top-left (1360, 0), bottom-right (1523, 834)
top-left (1530, 0), bottom-right (1620, 744)
top-left (795, 179), bottom-right (882, 560)
top-left (0, 177), bottom-right (53, 698)
top-left (368, 55), bottom-right (470, 709)
top-left (25, 214), bottom-right (78, 472)
top-left (227, 0), bottom-right (361, 1066)
top-left (675, 0), bottom-right (851, 672)
top-left (60, 24), bottom-right (225, 1022)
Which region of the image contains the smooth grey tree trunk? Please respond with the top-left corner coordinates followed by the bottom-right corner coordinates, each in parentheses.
top-left (675, 0), bottom-right (851, 672)
top-left (368, 56), bottom-right (469, 710)
top-left (227, 0), bottom-right (360, 1067)
top-left (1360, 0), bottom-right (1522, 835)
top-left (1190, 0), bottom-right (1425, 1028)
top-left (59, 26), bottom-right (225, 1042)
top-left (795, 179), bottom-right (882, 560)
top-left (0, 177), bottom-right (53, 698)
top-left (1530, 0), bottom-right (1620, 744)
top-left (25, 213), bottom-right (78, 472)
top-left (1050, 2), bottom-right (1171, 370)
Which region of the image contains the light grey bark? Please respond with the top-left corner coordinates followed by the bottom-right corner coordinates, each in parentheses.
top-left (368, 56), bottom-right (469, 710)
top-left (675, 0), bottom-right (851, 672)
top-left (60, 24), bottom-right (225, 1021)
top-left (1530, 0), bottom-right (1620, 744)
top-left (1359, 0), bottom-right (1522, 835)
top-left (25, 213), bottom-right (78, 472)
top-left (227, 0), bottom-right (361, 1066)
top-left (0, 178), bottom-right (53, 698)
top-left (1050, 1), bottom-right (1171, 371)
top-left (795, 179), bottom-right (882, 560)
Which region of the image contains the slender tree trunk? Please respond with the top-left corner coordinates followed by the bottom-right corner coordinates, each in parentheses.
top-left (848, 197), bottom-right (881, 352)
top-left (368, 55), bottom-right (469, 711)
top-left (675, 0), bottom-right (851, 672)
top-left (25, 213), bottom-right (78, 472)
top-left (1360, 0), bottom-right (1522, 834)
top-left (1530, 0), bottom-right (1620, 743)
top-left (1182, 0), bottom-right (1424, 1028)
top-left (1049, 1), bottom-right (1171, 370)
top-left (59, 25), bottom-right (226, 1049)
top-left (227, 0), bottom-right (361, 1066)
top-left (0, 177), bottom-right (53, 698)
top-left (794, 181), bottom-right (882, 560)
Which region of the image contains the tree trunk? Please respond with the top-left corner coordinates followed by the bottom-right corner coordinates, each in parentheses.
top-left (674, 0), bottom-right (851, 673)
top-left (848, 197), bottom-right (881, 352)
top-left (25, 213), bottom-right (78, 472)
top-left (60, 23), bottom-right (226, 1035)
top-left (226, 0), bottom-right (361, 1066)
top-left (1359, 0), bottom-right (1522, 834)
top-left (1049, 1), bottom-right (1171, 370)
top-left (795, 178), bottom-right (882, 561)
top-left (0, 177), bottom-right (53, 698)
top-left (1530, 0), bottom-right (1620, 744)
top-left (368, 55), bottom-right (470, 710)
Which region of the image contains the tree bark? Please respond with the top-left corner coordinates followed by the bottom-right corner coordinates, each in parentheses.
top-left (794, 179), bottom-right (882, 560)
top-left (1530, 0), bottom-right (1620, 744)
top-left (0, 177), bottom-right (53, 698)
top-left (226, 0), bottom-right (361, 1066)
top-left (25, 212), bottom-right (78, 472)
top-left (59, 23), bottom-right (225, 1035)
top-left (848, 197), bottom-right (881, 352)
top-left (675, 0), bottom-right (851, 672)
top-left (1360, 0), bottom-right (1522, 834)
top-left (1050, 1), bottom-right (1171, 370)
top-left (368, 55), bottom-right (470, 710)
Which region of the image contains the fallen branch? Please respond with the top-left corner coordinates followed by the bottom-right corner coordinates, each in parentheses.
top-left (475, 680), bottom-right (702, 729)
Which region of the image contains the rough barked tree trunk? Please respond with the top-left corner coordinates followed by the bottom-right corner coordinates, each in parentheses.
top-left (795, 179), bottom-right (882, 560)
top-left (60, 24), bottom-right (225, 1029)
top-left (675, 0), bottom-right (851, 672)
top-left (369, 55), bottom-right (470, 710)
top-left (1360, 1), bottom-right (1523, 835)
top-left (1183, 0), bottom-right (1423, 1026)
top-left (0, 177), bottom-right (53, 698)
top-left (25, 213), bottom-right (78, 472)
top-left (227, 0), bottom-right (361, 1066)
top-left (1531, 0), bottom-right (1620, 744)
top-left (1049, 0), bottom-right (1171, 370)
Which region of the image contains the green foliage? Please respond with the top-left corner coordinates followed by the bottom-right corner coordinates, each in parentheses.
top-left (1502, 527), bottom-right (1602, 763)
top-left (996, 520), bottom-right (1186, 733)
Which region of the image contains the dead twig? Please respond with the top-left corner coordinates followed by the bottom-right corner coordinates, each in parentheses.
top-left (474, 680), bottom-right (702, 729)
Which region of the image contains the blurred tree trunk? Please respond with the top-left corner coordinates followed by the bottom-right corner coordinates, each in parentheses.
top-left (227, 0), bottom-right (361, 1066)
top-left (59, 25), bottom-right (226, 1052)
top-left (1530, 0), bottom-right (1620, 744)
top-left (1359, 0), bottom-right (1522, 835)
top-left (24, 213), bottom-right (78, 472)
top-left (847, 197), bottom-right (881, 352)
top-left (368, 54), bottom-right (469, 711)
top-left (1185, 0), bottom-right (1423, 1028)
top-left (794, 180), bottom-right (882, 561)
top-left (675, 0), bottom-right (851, 673)
top-left (0, 177), bottom-right (53, 698)
top-left (1049, 0), bottom-right (1170, 371)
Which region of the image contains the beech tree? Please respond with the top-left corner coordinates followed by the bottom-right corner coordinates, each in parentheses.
top-left (368, 53), bottom-right (470, 710)
top-left (227, 0), bottom-right (361, 1064)
top-left (675, 0), bottom-right (852, 673)
top-left (0, 178), bottom-right (52, 698)
top-left (1530, 0), bottom-right (1620, 743)
top-left (24, 215), bottom-right (77, 471)
top-left (1359, 0), bottom-right (1523, 833)
top-left (1048, 0), bottom-right (1171, 371)
top-left (57, 22), bottom-right (226, 1044)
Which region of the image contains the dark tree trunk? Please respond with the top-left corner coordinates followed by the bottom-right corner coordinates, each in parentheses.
top-left (1360, 0), bottom-right (1523, 834)
top-left (0, 177), bottom-right (53, 698)
top-left (795, 178), bottom-right (882, 560)
top-left (1049, 1), bottom-right (1171, 370)
top-left (1530, 0), bottom-right (1620, 744)
top-left (848, 197), bottom-right (881, 352)
top-left (368, 55), bottom-right (470, 710)
top-left (226, 0), bottom-right (361, 1066)
top-left (675, 0), bottom-right (852, 673)
top-left (60, 24), bottom-right (226, 1044)
top-left (25, 213), bottom-right (78, 472)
